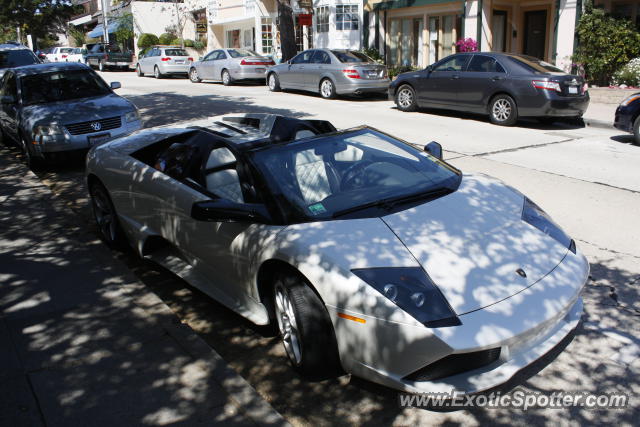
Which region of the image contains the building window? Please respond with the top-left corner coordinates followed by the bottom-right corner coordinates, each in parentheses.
top-left (316, 6), bottom-right (329, 33)
top-left (227, 29), bottom-right (240, 48)
top-left (261, 18), bottom-right (273, 54)
top-left (295, 23), bottom-right (312, 52)
top-left (336, 5), bottom-right (358, 31)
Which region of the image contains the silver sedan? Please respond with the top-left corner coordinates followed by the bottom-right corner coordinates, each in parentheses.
top-left (267, 49), bottom-right (390, 99)
top-left (189, 48), bottom-right (274, 85)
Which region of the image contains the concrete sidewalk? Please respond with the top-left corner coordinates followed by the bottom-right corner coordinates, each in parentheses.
top-left (583, 101), bottom-right (618, 129)
top-left (0, 152), bottom-right (288, 426)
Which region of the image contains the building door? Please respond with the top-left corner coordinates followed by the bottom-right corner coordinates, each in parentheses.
top-left (523, 10), bottom-right (547, 59)
top-left (492, 10), bottom-right (507, 52)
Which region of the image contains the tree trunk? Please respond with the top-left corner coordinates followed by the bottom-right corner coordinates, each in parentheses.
top-left (277, 0), bottom-right (297, 62)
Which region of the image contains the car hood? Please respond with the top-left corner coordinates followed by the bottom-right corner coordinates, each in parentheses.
top-left (22, 93), bottom-right (134, 127)
top-left (381, 174), bottom-right (568, 315)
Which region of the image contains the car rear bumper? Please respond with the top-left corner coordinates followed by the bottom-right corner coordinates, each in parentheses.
top-left (34, 120), bottom-right (143, 155)
top-left (336, 79), bottom-right (390, 95)
top-left (230, 67), bottom-right (268, 80)
top-left (159, 63), bottom-right (191, 74)
top-left (519, 92), bottom-right (590, 118)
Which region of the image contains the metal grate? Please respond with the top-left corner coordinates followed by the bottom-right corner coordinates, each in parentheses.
top-left (65, 116), bottom-right (121, 135)
top-left (404, 348), bottom-right (502, 382)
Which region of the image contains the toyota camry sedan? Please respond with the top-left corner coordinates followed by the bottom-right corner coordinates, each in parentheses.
top-left (86, 113), bottom-right (589, 393)
top-left (390, 52), bottom-right (589, 126)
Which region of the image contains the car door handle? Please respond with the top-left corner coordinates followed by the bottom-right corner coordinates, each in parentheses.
top-left (451, 75), bottom-right (460, 79)
top-left (492, 76), bottom-right (505, 81)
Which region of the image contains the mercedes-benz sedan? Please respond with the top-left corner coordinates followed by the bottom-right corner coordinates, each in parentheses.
top-left (267, 49), bottom-right (389, 99)
top-left (0, 62), bottom-right (141, 169)
top-left (86, 113), bottom-right (589, 394)
top-left (189, 48), bottom-right (274, 85)
top-left (389, 52), bottom-right (589, 126)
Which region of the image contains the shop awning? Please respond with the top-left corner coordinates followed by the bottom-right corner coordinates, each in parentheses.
top-left (88, 21), bottom-right (120, 38)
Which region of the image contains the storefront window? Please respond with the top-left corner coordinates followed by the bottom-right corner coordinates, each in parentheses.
top-left (261, 18), bottom-right (273, 54)
top-left (227, 30), bottom-right (240, 48)
top-left (316, 6), bottom-right (330, 33)
top-left (336, 5), bottom-right (359, 30)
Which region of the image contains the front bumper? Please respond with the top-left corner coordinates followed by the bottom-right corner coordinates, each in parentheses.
top-left (159, 63), bottom-right (191, 74)
top-left (336, 78), bottom-right (390, 95)
top-left (33, 120), bottom-right (143, 156)
top-left (614, 105), bottom-right (635, 133)
top-left (333, 248), bottom-right (589, 394)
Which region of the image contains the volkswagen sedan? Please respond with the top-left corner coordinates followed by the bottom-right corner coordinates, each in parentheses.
top-left (389, 52), bottom-right (589, 126)
top-left (0, 62), bottom-right (141, 169)
top-left (86, 113), bottom-right (589, 394)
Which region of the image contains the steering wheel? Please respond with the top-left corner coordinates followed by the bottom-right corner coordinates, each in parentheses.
top-left (340, 160), bottom-right (376, 190)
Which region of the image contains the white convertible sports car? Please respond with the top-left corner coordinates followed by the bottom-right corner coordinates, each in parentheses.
top-left (86, 114), bottom-right (589, 393)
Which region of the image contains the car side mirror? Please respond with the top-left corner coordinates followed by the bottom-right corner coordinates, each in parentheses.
top-left (198, 56), bottom-right (203, 61)
top-left (191, 199), bottom-right (272, 223)
top-left (424, 141), bottom-right (443, 159)
top-left (110, 82), bottom-right (121, 89)
top-left (425, 65), bottom-right (433, 73)
top-left (1, 95), bottom-right (16, 104)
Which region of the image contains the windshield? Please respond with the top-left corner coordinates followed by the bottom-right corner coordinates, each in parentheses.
top-left (21, 69), bottom-right (111, 105)
top-left (0, 50), bottom-right (40, 68)
top-left (228, 49), bottom-right (259, 58)
top-left (513, 55), bottom-right (564, 73)
top-left (331, 50), bottom-right (373, 63)
top-left (252, 128), bottom-right (461, 221)
top-left (165, 48), bottom-right (188, 56)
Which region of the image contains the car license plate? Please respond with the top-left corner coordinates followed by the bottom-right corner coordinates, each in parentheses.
top-left (254, 68), bottom-right (265, 73)
top-left (175, 60), bottom-right (185, 64)
top-left (568, 86), bottom-right (578, 94)
top-left (367, 70), bottom-right (379, 78)
top-left (88, 133), bottom-right (111, 146)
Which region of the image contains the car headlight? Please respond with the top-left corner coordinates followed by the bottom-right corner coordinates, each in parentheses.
top-left (620, 94), bottom-right (640, 106)
top-left (124, 110), bottom-right (140, 123)
top-left (522, 197), bottom-right (576, 253)
top-left (33, 124), bottom-right (63, 138)
top-left (351, 267), bottom-right (461, 328)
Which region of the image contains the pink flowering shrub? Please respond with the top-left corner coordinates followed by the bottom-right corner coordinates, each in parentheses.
top-left (456, 38), bottom-right (478, 52)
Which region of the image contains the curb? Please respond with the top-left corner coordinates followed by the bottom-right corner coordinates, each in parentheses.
top-left (583, 117), bottom-right (614, 130)
top-left (4, 153), bottom-right (290, 427)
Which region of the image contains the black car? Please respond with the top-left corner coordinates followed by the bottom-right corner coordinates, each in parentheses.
top-left (0, 42), bottom-right (41, 79)
top-left (389, 52), bottom-right (589, 126)
top-left (614, 93), bottom-right (640, 144)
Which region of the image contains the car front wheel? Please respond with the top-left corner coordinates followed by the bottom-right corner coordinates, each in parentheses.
top-left (268, 73), bottom-right (280, 92)
top-left (189, 68), bottom-right (201, 83)
top-left (395, 84), bottom-right (417, 112)
top-left (489, 94), bottom-right (518, 126)
top-left (98, 60), bottom-right (105, 72)
top-left (221, 69), bottom-right (232, 86)
top-left (273, 273), bottom-right (341, 379)
top-left (136, 64), bottom-right (143, 77)
top-left (633, 115), bottom-right (640, 145)
top-left (20, 136), bottom-right (45, 171)
top-left (90, 181), bottom-right (127, 249)
top-left (154, 66), bottom-right (163, 79)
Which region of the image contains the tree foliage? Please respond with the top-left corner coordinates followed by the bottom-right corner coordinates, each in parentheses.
top-left (0, 0), bottom-right (79, 43)
top-left (137, 33), bottom-right (159, 49)
top-left (574, 1), bottom-right (640, 85)
top-left (113, 13), bottom-right (134, 46)
top-left (67, 24), bottom-right (86, 47)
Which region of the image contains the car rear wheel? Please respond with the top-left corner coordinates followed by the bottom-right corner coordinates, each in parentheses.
top-left (136, 64), bottom-right (143, 77)
top-left (189, 68), bottom-right (201, 83)
top-left (273, 273), bottom-right (341, 379)
top-left (90, 181), bottom-right (127, 249)
top-left (489, 94), bottom-right (518, 126)
top-left (396, 85), bottom-right (417, 112)
top-left (221, 69), bottom-right (232, 86)
top-left (633, 115), bottom-right (640, 145)
top-left (268, 73), bottom-right (280, 91)
top-left (154, 66), bottom-right (163, 79)
top-left (320, 78), bottom-right (336, 99)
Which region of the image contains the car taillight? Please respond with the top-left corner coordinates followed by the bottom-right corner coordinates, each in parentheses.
top-left (188, 57), bottom-right (194, 62)
top-left (240, 59), bottom-right (273, 65)
top-left (161, 57), bottom-right (171, 61)
top-left (61, 55), bottom-right (67, 58)
top-left (342, 69), bottom-right (361, 79)
top-left (532, 80), bottom-right (561, 92)
top-left (582, 83), bottom-right (588, 93)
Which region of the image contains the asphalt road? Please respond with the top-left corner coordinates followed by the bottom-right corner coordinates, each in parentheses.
top-left (6, 70), bottom-right (639, 425)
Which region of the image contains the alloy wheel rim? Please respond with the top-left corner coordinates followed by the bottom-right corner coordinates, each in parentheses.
top-left (274, 284), bottom-right (302, 365)
top-left (190, 69), bottom-right (198, 81)
top-left (321, 80), bottom-right (332, 98)
top-left (398, 88), bottom-right (413, 108)
top-left (493, 99), bottom-right (511, 121)
top-left (92, 189), bottom-right (116, 242)
top-left (269, 75), bottom-right (276, 90)
top-left (222, 71), bottom-right (229, 84)
top-left (154, 68), bottom-right (159, 78)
